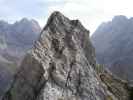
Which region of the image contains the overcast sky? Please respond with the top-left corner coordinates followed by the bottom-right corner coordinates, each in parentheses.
top-left (0, 0), bottom-right (133, 33)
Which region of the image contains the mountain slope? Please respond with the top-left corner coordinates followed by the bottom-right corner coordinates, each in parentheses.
top-left (0, 18), bottom-right (41, 98)
top-left (91, 15), bottom-right (133, 80)
top-left (0, 18), bottom-right (41, 57)
top-left (1, 11), bottom-right (118, 100)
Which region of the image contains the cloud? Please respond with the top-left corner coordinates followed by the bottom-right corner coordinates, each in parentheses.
top-left (46, 0), bottom-right (133, 34)
top-left (47, 0), bottom-right (105, 33)
top-left (0, 0), bottom-right (66, 27)
top-left (0, 0), bottom-right (133, 34)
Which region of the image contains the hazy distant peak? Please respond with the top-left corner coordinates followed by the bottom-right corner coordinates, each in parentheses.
top-left (91, 15), bottom-right (133, 80)
top-left (20, 18), bottom-right (29, 23)
top-left (30, 19), bottom-right (39, 25)
top-left (0, 20), bottom-right (8, 25)
top-left (112, 15), bottom-right (128, 23)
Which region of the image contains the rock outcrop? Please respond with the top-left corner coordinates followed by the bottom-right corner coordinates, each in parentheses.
top-left (2, 12), bottom-right (116, 100)
top-left (96, 66), bottom-right (130, 100)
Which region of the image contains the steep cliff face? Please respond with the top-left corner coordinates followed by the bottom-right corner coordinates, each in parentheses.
top-left (2, 12), bottom-right (114, 100)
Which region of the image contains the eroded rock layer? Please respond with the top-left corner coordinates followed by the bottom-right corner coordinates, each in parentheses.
top-left (2, 12), bottom-right (111, 100)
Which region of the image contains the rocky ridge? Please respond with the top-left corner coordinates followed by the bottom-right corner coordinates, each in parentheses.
top-left (2, 12), bottom-right (130, 100)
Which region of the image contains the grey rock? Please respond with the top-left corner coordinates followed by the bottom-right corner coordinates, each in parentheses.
top-left (2, 11), bottom-right (112, 100)
top-left (0, 18), bottom-right (41, 99)
top-left (91, 15), bottom-right (133, 80)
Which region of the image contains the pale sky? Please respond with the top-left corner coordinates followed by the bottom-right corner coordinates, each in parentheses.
top-left (0, 0), bottom-right (133, 34)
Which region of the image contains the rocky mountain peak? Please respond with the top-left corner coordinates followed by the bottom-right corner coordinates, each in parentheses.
top-left (45, 11), bottom-right (86, 33)
top-left (46, 11), bottom-right (69, 25)
top-left (2, 11), bottom-right (116, 100)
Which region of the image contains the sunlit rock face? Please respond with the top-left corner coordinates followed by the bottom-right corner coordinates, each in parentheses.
top-left (2, 12), bottom-right (110, 100)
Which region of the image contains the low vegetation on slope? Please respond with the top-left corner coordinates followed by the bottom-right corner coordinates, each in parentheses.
top-left (96, 64), bottom-right (133, 100)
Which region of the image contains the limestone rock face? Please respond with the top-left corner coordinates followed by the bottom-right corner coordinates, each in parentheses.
top-left (2, 12), bottom-right (109, 100)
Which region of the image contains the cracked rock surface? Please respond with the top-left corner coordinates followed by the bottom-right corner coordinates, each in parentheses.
top-left (2, 12), bottom-right (110, 100)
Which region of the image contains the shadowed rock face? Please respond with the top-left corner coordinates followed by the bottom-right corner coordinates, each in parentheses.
top-left (0, 18), bottom-right (41, 57)
top-left (0, 18), bottom-right (41, 99)
top-left (2, 12), bottom-right (111, 100)
top-left (91, 15), bottom-right (133, 80)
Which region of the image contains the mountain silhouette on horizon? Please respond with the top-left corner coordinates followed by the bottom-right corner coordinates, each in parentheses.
top-left (0, 18), bottom-right (41, 98)
top-left (91, 15), bottom-right (133, 80)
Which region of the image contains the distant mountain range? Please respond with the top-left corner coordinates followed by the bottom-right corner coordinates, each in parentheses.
top-left (91, 15), bottom-right (133, 80)
top-left (2, 12), bottom-right (131, 100)
top-left (0, 18), bottom-right (41, 57)
top-left (0, 18), bottom-right (41, 97)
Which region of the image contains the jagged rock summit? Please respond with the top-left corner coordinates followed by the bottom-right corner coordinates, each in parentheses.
top-left (2, 11), bottom-right (110, 100)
